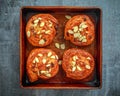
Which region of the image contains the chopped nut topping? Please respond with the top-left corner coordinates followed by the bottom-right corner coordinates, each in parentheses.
top-left (40, 70), bottom-right (51, 77)
top-left (79, 35), bottom-right (86, 41)
top-left (42, 58), bottom-right (46, 64)
top-left (47, 52), bottom-right (52, 57)
top-left (68, 30), bottom-right (74, 34)
top-left (79, 22), bottom-right (88, 29)
top-left (55, 43), bottom-right (65, 50)
top-left (48, 21), bottom-right (53, 27)
top-left (71, 61), bottom-right (76, 66)
top-left (39, 35), bottom-right (42, 38)
top-left (33, 23), bottom-right (37, 27)
top-left (55, 55), bottom-right (59, 59)
top-left (79, 34), bottom-right (82, 38)
top-left (51, 55), bottom-right (56, 59)
top-left (82, 38), bottom-right (87, 42)
top-left (72, 55), bottom-right (78, 61)
top-left (77, 65), bottom-right (82, 71)
top-left (38, 53), bottom-right (43, 57)
top-left (49, 23), bottom-right (52, 27)
top-left (60, 44), bottom-right (65, 49)
top-left (38, 17), bottom-right (42, 20)
top-left (36, 31), bottom-right (41, 34)
top-left (78, 22), bottom-right (88, 33)
top-left (75, 56), bottom-right (79, 59)
top-left (79, 22), bottom-right (85, 27)
top-left (46, 73), bottom-right (51, 77)
top-left (85, 65), bottom-right (91, 69)
top-left (46, 64), bottom-right (51, 67)
top-left (34, 24), bottom-right (38, 27)
top-left (73, 26), bottom-right (78, 32)
top-left (45, 30), bottom-right (51, 34)
top-left (58, 60), bottom-right (62, 65)
top-left (27, 31), bottom-right (30, 37)
top-left (55, 43), bottom-right (60, 49)
top-left (73, 33), bottom-right (80, 38)
top-left (40, 22), bottom-right (45, 27)
top-left (72, 56), bottom-right (76, 61)
top-left (82, 24), bottom-right (88, 28)
top-left (79, 36), bottom-right (84, 41)
top-left (79, 28), bottom-right (83, 31)
top-left (65, 15), bottom-right (71, 19)
top-left (39, 39), bottom-right (45, 45)
top-left (82, 36), bottom-right (86, 39)
top-left (32, 59), bottom-right (36, 63)
top-left (40, 70), bottom-right (47, 74)
top-left (41, 30), bottom-right (45, 33)
top-left (86, 57), bottom-right (91, 60)
top-left (72, 66), bottom-right (76, 72)
top-left (34, 57), bottom-right (39, 63)
top-left (34, 19), bottom-right (39, 24)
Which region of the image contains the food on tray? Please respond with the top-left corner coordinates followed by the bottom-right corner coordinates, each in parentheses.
top-left (26, 14), bottom-right (58, 47)
top-left (64, 15), bottom-right (95, 46)
top-left (55, 43), bottom-right (65, 50)
top-left (25, 14), bottom-right (96, 82)
top-left (26, 48), bottom-right (59, 82)
top-left (62, 48), bottom-right (95, 80)
top-left (65, 15), bottom-right (72, 19)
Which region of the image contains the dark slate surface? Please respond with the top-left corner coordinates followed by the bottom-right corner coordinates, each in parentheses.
top-left (0, 0), bottom-right (120, 96)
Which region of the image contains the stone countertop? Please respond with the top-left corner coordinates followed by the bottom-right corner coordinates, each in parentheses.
top-left (0, 0), bottom-right (120, 96)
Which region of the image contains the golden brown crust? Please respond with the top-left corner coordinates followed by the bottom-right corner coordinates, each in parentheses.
top-left (26, 14), bottom-right (58, 47)
top-left (26, 48), bottom-right (59, 82)
top-left (62, 48), bottom-right (95, 80)
top-left (64, 15), bottom-right (95, 46)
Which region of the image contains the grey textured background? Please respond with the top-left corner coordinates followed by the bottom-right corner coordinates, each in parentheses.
top-left (0, 0), bottom-right (120, 96)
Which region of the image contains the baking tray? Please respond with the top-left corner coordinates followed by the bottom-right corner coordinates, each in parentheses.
top-left (20, 6), bottom-right (102, 89)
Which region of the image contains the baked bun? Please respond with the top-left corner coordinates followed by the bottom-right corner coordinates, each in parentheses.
top-left (64, 15), bottom-right (95, 46)
top-left (26, 48), bottom-right (59, 82)
top-left (26, 14), bottom-right (58, 47)
top-left (62, 48), bottom-right (95, 80)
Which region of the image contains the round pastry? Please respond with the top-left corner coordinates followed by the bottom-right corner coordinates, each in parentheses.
top-left (62, 48), bottom-right (95, 80)
top-left (26, 14), bottom-right (58, 47)
top-left (64, 15), bottom-right (95, 46)
top-left (26, 48), bottom-right (59, 82)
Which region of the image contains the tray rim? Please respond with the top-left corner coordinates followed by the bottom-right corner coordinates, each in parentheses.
top-left (20, 6), bottom-right (102, 89)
